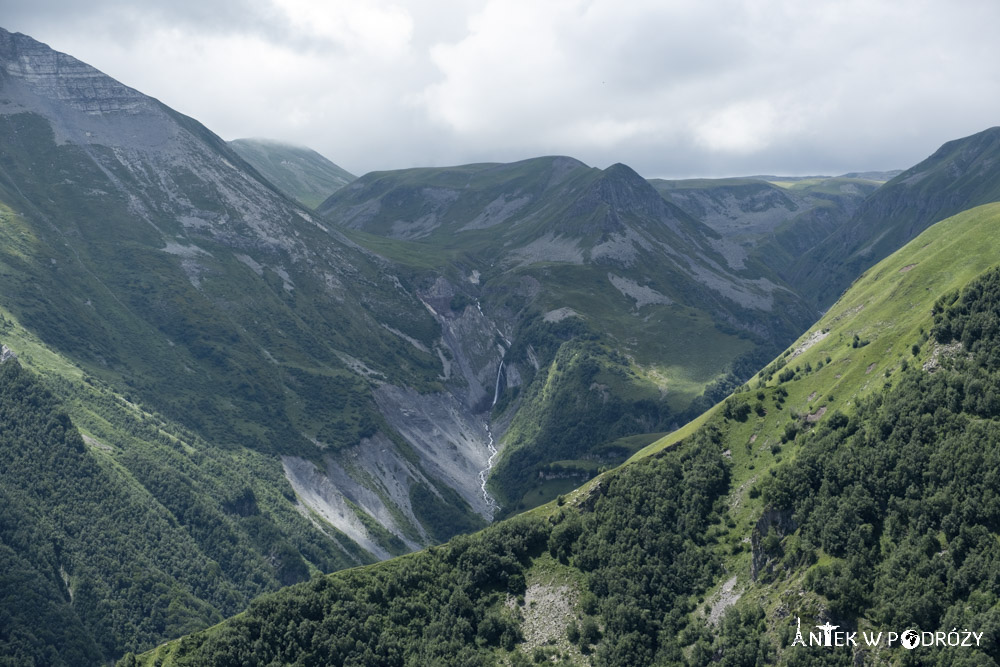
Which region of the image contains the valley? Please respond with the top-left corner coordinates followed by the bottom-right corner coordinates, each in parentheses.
top-left (2, 24), bottom-right (1000, 667)
top-left (139, 201), bottom-right (1000, 666)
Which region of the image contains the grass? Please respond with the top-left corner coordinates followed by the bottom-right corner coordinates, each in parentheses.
top-left (135, 200), bottom-right (1000, 666)
top-left (636, 202), bottom-right (1000, 461)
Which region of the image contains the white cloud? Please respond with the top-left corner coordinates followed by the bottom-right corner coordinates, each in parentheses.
top-left (270, 0), bottom-right (415, 59)
top-left (4, 0), bottom-right (1000, 177)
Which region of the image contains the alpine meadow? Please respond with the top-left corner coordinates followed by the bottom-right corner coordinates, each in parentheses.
top-left (2, 17), bottom-right (1000, 667)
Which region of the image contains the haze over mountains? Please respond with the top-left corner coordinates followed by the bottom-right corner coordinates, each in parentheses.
top-left (3, 26), bottom-right (1000, 665)
top-left (228, 138), bottom-right (356, 209)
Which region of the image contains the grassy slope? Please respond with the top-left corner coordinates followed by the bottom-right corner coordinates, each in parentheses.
top-left (788, 127), bottom-right (1000, 308)
top-left (0, 305), bottom-right (373, 660)
top-left (136, 202), bottom-right (1000, 666)
top-left (637, 201), bottom-right (1000, 464)
top-left (228, 138), bottom-right (356, 209)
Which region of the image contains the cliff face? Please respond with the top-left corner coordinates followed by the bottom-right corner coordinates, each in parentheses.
top-left (0, 29), bottom-right (152, 116)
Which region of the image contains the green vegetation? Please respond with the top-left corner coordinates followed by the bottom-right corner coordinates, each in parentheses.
top-left (229, 138), bottom-right (356, 209)
top-left (12, 32), bottom-right (1000, 665)
top-left (790, 127), bottom-right (1000, 308)
top-left (141, 202), bottom-right (1000, 665)
top-left (743, 263), bottom-right (1000, 663)
top-left (0, 112), bottom-right (442, 459)
top-left (492, 336), bottom-right (673, 512)
top-left (0, 353), bottom-right (374, 662)
top-left (134, 425), bottom-right (730, 666)
top-left (0, 104), bottom-right (472, 661)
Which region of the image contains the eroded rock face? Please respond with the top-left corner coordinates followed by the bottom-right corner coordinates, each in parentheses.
top-left (0, 30), bottom-right (152, 116)
top-left (374, 384), bottom-right (494, 518)
top-left (0, 28), bottom-right (323, 264)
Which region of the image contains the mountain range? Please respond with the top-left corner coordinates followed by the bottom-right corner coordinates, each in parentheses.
top-left (3, 25), bottom-right (1000, 665)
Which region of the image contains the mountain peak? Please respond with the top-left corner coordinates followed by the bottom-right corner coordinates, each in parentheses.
top-left (0, 27), bottom-right (154, 118)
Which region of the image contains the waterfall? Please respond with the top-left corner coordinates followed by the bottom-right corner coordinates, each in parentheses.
top-left (492, 360), bottom-right (504, 407)
top-left (474, 300), bottom-right (506, 517)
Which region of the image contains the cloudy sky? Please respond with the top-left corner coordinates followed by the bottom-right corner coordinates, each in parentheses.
top-left (5, 0), bottom-right (1000, 178)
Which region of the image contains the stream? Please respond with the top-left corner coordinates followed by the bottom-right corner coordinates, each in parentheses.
top-left (475, 300), bottom-right (507, 517)
top-left (478, 421), bottom-right (500, 517)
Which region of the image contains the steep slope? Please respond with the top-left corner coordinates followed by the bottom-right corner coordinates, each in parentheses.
top-left (318, 157), bottom-right (818, 512)
top-left (649, 175), bottom-right (885, 281)
top-left (789, 127), bottom-right (1000, 306)
top-left (229, 138), bottom-right (355, 209)
top-left (0, 354), bottom-right (293, 664)
top-left (139, 203), bottom-right (1000, 666)
top-left (0, 27), bottom-right (503, 658)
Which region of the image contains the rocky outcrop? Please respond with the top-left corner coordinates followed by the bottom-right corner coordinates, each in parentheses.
top-left (751, 508), bottom-right (797, 581)
top-left (0, 344), bottom-right (16, 364)
top-left (0, 29), bottom-right (152, 116)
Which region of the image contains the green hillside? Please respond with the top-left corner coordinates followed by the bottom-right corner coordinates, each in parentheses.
top-left (0, 28), bottom-right (492, 661)
top-left (789, 127), bottom-right (1000, 307)
top-left (0, 354), bottom-right (368, 664)
top-left (135, 200), bottom-right (1000, 665)
top-left (229, 138), bottom-right (356, 209)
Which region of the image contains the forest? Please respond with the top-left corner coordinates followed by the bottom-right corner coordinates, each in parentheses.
top-left (136, 267), bottom-right (1000, 665)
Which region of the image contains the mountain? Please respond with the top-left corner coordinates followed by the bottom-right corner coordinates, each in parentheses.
top-left (228, 138), bottom-right (355, 209)
top-left (7, 24), bottom-right (1000, 666)
top-left (649, 175), bottom-right (885, 281)
top-left (0, 26), bottom-right (503, 660)
top-left (0, 28), bottom-right (821, 660)
top-left (317, 157), bottom-right (819, 512)
top-left (788, 127), bottom-right (1000, 306)
top-left (136, 201), bottom-right (1000, 665)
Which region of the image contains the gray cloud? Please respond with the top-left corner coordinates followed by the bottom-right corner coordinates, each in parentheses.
top-left (4, 0), bottom-right (1000, 178)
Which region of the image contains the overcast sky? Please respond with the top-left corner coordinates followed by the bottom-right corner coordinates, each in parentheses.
top-left (5, 0), bottom-right (1000, 178)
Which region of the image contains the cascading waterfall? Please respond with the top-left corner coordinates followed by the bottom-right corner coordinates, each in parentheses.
top-left (492, 360), bottom-right (505, 407)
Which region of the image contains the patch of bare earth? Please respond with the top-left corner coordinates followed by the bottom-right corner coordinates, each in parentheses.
top-left (866, 363), bottom-right (876, 374)
top-left (806, 406), bottom-right (827, 422)
top-left (730, 476), bottom-right (757, 512)
top-left (789, 330), bottom-right (829, 360)
top-left (899, 263), bottom-right (917, 273)
top-left (512, 583), bottom-right (584, 661)
top-left (708, 576), bottom-right (742, 625)
top-left (833, 303), bottom-right (865, 323)
top-left (82, 434), bottom-right (112, 451)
